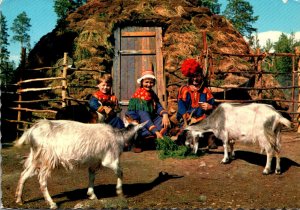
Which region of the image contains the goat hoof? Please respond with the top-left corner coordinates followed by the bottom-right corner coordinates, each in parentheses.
top-left (88, 194), bottom-right (97, 200)
top-left (262, 169), bottom-right (271, 175)
top-left (15, 197), bottom-right (23, 206)
top-left (275, 169), bottom-right (281, 175)
top-left (16, 200), bottom-right (23, 206)
top-left (117, 189), bottom-right (124, 197)
top-left (50, 203), bottom-right (58, 209)
top-left (221, 159), bottom-right (229, 164)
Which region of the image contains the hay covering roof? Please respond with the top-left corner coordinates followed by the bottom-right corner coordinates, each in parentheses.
top-left (27, 0), bottom-right (287, 109)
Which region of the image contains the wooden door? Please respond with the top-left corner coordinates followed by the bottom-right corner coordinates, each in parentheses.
top-left (113, 26), bottom-right (166, 118)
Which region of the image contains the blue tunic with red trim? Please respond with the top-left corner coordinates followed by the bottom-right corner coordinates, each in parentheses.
top-left (89, 90), bottom-right (124, 129)
top-left (177, 85), bottom-right (215, 124)
top-left (126, 87), bottom-right (167, 137)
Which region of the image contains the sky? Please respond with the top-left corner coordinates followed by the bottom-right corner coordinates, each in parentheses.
top-left (1, 0), bottom-right (300, 64)
top-left (1, 0), bottom-right (57, 64)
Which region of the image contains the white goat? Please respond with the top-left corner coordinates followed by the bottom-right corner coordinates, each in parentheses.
top-left (14, 119), bottom-right (146, 209)
top-left (185, 103), bottom-right (291, 175)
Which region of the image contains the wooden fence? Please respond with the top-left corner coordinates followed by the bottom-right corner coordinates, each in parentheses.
top-left (210, 50), bottom-right (300, 112)
top-left (3, 52), bottom-right (105, 134)
top-left (2, 50), bottom-right (300, 135)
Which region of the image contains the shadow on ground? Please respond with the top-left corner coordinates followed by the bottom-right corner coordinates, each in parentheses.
top-left (24, 171), bottom-right (183, 207)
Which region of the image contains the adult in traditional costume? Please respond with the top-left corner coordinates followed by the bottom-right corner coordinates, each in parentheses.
top-left (177, 58), bottom-right (217, 148)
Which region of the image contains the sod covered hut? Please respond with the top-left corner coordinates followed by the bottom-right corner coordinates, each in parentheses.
top-left (27, 0), bottom-right (288, 117)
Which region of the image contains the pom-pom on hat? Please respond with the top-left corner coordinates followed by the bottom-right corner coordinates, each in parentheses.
top-left (181, 58), bottom-right (202, 77)
top-left (137, 69), bottom-right (156, 84)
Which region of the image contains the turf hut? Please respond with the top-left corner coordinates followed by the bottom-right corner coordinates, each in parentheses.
top-left (27, 0), bottom-right (288, 116)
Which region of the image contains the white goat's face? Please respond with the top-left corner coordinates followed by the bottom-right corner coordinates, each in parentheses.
top-left (185, 130), bottom-right (203, 149)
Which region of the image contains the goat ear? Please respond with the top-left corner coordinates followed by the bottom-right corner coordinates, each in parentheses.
top-left (139, 120), bottom-right (148, 127)
top-left (191, 130), bottom-right (203, 137)
top-left (184, 126), bottom-right (191, 131)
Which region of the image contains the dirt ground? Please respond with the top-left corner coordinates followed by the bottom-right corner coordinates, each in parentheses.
top-left (1, 130), bottom-right (300, 209)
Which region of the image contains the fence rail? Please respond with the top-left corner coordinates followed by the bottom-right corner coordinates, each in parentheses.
top-left (2, 50), bottom-right (300, 134)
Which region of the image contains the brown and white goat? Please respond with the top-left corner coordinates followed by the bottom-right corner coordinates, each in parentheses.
top-left (14, 119), bottom-right (146, 209)
top-left (185, 103), bottom-right (291, 175)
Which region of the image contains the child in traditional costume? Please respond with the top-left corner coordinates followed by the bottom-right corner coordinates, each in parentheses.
top-left (125, 69), bottom-right (170, 151)
top-left (89, 74), bottom-right (124, 129)
top-left (177, 58), bottom-right (217, 148)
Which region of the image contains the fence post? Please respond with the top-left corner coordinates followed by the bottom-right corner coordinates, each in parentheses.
top-left (16, 48), bottom-right (26, 134)
top-left (292, 56), bottom-right (295, 115)
top-left (256, 48), bottom-right (262, 100)
top-left (61, 52), bottom-right (68, 108)
top-left (297, 57), bottom-right (300, 132)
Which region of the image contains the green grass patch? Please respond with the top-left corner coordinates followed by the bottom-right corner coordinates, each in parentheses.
top-left (155, 136), bottom-right (203, 159)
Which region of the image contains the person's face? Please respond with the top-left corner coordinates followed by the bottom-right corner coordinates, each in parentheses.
top-left (98, 81), bottom-right (111, 94)
top-left (191, 73), bottom-right (203, 86)
top-left (141, 78), bottom-right (155, 90)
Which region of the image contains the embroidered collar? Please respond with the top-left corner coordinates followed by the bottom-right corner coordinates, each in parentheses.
top-left (132, 87), bottom-right (153, 101)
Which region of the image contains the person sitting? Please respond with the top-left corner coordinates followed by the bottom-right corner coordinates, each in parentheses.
top-left (176, 58), bottom-right (217, 149)
top-left (88, 74), bottom-right (124, 129)
top-left (125, 68), bottom-right (170, 152)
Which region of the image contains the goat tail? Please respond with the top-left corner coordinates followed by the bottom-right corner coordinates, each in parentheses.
top-left (14, 128), bottom-right (32, 147)
top-left (279, 116), bottom-right (291, 128)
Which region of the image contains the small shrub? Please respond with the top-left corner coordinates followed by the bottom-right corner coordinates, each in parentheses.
top-left (156, 136), bottom-right (201, 159)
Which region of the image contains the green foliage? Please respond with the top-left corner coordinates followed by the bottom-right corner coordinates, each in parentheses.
top-left (54, 0), bottom-right (87, 24)
top-left (0, 12), bottom-right (10, 63)
top-left (77, 48), bottom-right (91, 60)
top-left (197, 0), bottom-right (221, 14)
top-left (263, 39), bottom-right (274, 53)
top-left (1, 12), bottom-right (17, 83)
top-left (10, 11), bottom-right (31, 49)
top-left (155, 136), bottom-right (200, 159)
top-left (273, 33), bottom-right (294, 88)
top-left (0, 61), bottom-right (16, 85)
top-left (99, 13), bottom-right (106, 20)
top-left (222, 0), bottom-right (258, 38)
top-left (54, 0), bottom-right (73, 21)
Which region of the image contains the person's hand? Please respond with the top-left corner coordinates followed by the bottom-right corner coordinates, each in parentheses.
top-left (189, 117), bottom-right (198, 125)
top-left (103, 106), bottom-right (113, 114)
top-left (103, 106), bottom-right (115, 119)
top-left (161, 114), bottom-right (170, 128)
top-left (199, 102), bottom-right (212, 111)
top-left (155, 131), bottom-right (163, 139)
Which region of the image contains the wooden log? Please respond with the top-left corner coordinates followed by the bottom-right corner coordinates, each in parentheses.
top-left (121, 31), bottom-right (156, 37)
top-left (62, 53), bottom-right (68, 107)
top-left (13, 99), bottom-right (62, 103)
top-left (25, 66), bottom-right (61, 71)
top-left (16, 77), bottom-right (64, 85)
top-left (17, 48), bottom-right (26, 134)
top-left (209, 85), bottom-right (300, 90)
top-left (17, 86), bottom-right (62, 93)
top-left (68, 67), bottom-right (105, 73)
top-left (212, 51), bottom-right (297, 57)
top-left (64, 97), bottom-right (88, 103)
top-left (297, 58), bottom-right (300, 132)
top-left (119, 50), bottom-right (156, 55)
top-left (213, 70), bottom-right (291, 75)
top-left (3, 119), bottom-right (34, 124)
top-left (168, 98), bottom-right (300, 103)
top-left (9, 107), bottom-right (58, 114)
top-left (68, 85), bottom-right (98, 88)
top-left (155, 27), bottom-right (166, 108)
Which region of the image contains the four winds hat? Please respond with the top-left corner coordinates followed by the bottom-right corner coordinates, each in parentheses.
top-left (180, 58), bottom-right (203, 77)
